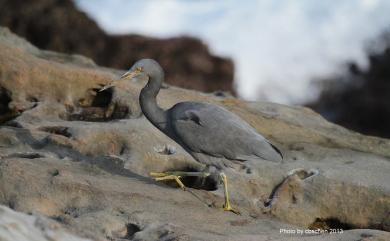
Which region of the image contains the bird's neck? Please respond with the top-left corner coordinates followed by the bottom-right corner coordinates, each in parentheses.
top-left (139, 78), bottom-right (168, 132)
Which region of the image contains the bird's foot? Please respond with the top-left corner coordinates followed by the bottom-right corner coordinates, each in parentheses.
top-left (150, 172), bottom-right (186, 190)
top-left (150, 171), bottom-right (211, 191)
top-left (219, 172), bottom-right (240, 215)
top-left (223, 203), bottom-right (241, 215)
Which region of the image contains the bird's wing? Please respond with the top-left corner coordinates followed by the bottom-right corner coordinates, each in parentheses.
top-left (170, 102), bottom-right (282, 162)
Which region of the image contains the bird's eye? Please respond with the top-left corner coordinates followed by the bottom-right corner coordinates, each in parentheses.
top-left (136, 67), bottom-right (143, 72)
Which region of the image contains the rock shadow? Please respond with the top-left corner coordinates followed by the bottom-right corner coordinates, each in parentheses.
top-left (12, 127), bottom-right (155, 186)
top-left (0, 86), bottom-right (18, 124)
top-left (38, 126), bottom-right (72, 138)
top-left (67, 88), bottom-right (129, 122)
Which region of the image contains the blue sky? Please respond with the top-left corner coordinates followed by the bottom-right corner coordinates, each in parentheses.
top-left (75, 0), bottom-right (390, 104)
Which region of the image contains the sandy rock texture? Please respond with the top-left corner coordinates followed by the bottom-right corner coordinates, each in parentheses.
top-left (0, 27), bottom-right (389, 241)
top-left (0, 205), bottom-right (91, 241)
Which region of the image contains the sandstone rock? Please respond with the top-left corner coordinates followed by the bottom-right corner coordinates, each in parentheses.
top-left (0, 27), bottom-right (389, 241)
top-left (0, 205), bottom-right (91, 241)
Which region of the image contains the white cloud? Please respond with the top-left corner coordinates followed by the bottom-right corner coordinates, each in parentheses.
top-left (75, 0), bottom-right (390, 104)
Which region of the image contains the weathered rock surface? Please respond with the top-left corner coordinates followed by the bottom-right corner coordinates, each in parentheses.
top-left (0, 205), bottom-right (91, 241)
top-left (0, 0), bottom-right (234, 94)
top-left (0, 27), bottom-right (389, 241)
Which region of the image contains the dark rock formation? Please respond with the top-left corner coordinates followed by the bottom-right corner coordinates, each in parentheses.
top-left (307, 34), bottom-right (390, 138)
top-left (0, 0), bottom-right (234, 93)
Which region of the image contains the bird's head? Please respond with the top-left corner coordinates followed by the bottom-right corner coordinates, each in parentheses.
top-left (99, 59), bottom-right (163, 92)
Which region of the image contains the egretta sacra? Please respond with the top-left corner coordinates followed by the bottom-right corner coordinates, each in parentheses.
top-left (100, 59), bottom-right (283, 214)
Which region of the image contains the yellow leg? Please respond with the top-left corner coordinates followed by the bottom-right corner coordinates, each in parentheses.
top-left (150, 172), bottom-right (186, 190)
top-left (150, 171), bottom-right (209, 178)
top-left (150, 171), bottom-right (240, 213)
top-left (150, 171), bottom-right (211, 190)
top-left (150, 172), bottom-right (169, 178)
top-left (220, 173), bottom-right (240, 215)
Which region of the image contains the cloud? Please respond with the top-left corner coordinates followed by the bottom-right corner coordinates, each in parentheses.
top-left (75, 0), bottom-right (390, 104)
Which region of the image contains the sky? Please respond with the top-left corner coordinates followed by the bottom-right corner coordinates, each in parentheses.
top-left (75, 0), bottom-right (390, 104)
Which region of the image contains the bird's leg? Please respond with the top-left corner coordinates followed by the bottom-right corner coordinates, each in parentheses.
top-left (220, 173), bottom-right (240, 214)
top-left (153, 174), bottom-right (186, 190)
top-left (150, 171), bottom-right (210, 191)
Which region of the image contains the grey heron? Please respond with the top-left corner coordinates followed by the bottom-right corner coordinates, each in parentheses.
top-left (100, 59), bottom-right (283, 214)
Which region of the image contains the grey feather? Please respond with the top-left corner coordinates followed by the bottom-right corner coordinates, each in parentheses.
top-left (170, 102), bottom-right (282, 162)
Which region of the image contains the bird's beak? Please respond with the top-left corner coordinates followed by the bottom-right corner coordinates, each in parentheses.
top-left (99, 69), bottom-right (142, 92)
top-left (120, 68), bottom-right (142, 80)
